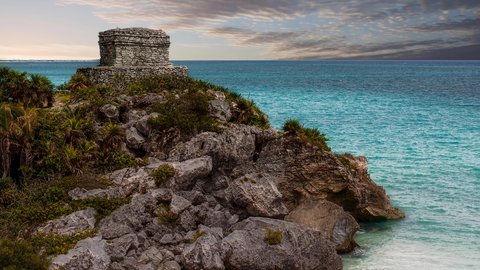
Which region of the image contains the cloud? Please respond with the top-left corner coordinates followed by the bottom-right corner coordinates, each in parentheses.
top-left (411, 17), bottom-right (480, 32)
top-left (58, 0), bottom-right (480, 59)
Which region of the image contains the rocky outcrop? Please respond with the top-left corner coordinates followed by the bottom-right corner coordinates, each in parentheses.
top-left (285, 200), bottom-right (359, 253)
top-left (45, 81), bottom-right (403, 269)
top-left (221, 217), bottom-right (342, 270)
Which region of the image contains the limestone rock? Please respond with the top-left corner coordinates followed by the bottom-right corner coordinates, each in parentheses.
top-left (225, 173), bottom-right (288, 218)
top-left (99, 104), bottom-right (119, 119)
top-left (170, 194), bottom-right (192, 215)
top-left (98, 193), bottom-right (156, 239)
top-left (221, 217), bottom-right (342, 270)
top-left (182, 226), bottom-right (225, 270)
top-left (208, 91), bottom-right (232, 122)
top-left (138, 246), bottom-right (163, 266)
top-left (285, 199), bottom-right (359, 253)
top-left (68, 187), bottom-right (126, 200)
top-left (126, 126), bottom-right (146, 149)
top-left (147, 156), bottom-right (213, 190)
top-left (107, 233), bottom-right (139, 262)
top-left (160, 261), bottom-right (182, 270)
top-left (49, 236), bottom-right (110, 270)
top-left (246, 137), bottom-right (404, 221)
top-left (37, 208), bottom-right (96, 236)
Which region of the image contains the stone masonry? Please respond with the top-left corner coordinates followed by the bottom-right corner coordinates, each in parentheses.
top-left (78, 28), bottom-right (188, 86)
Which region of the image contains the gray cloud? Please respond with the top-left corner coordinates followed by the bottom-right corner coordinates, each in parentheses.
top-left (60, 0), bottom-right (480, 59)
top-left (412, 17), bottom-right (480, 32)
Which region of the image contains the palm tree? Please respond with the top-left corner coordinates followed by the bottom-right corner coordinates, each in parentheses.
top-left (0, 103), bottom-right (22, 178)
top-left (17, 107), bottom-right (38, 168)
top-left (102, 121), bottom-right (124, 150)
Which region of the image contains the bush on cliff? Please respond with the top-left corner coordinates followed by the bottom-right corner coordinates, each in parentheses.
top-left (283, 119), bottom-right (331, 151)
top-left (149, 90), bottom-right (219, 135)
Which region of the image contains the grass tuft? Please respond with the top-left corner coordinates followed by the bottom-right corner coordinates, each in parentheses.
top-left (282, 119), bottom-right (331, 151)
top-left (264, 228), bottom-right (282, 245)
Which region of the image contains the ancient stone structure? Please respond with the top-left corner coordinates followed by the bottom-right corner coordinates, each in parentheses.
top-left (78, 28), bottom-right (188, 86)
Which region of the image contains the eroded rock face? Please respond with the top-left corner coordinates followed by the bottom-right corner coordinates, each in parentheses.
top-left (37, 208), bottom-right (97, 236)
top-left (237, 137), bottom-right (404, 221)
top-left (221, 217), bottom-right (342, 270)
top-left (225, 173), bottom-right (288, 218)
top-left (285, 199), bottom-right (359, 253)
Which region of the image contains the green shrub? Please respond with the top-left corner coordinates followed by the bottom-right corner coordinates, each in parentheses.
top-left (149, 90), bottom-right (219, 135)
top-left (282, 119), bottom-right (302, 133)
top-left (156, 204), bottom-right (178, 225)
top-left (193, 228), bottom-right (204, 241)
top-left (0, 237), bottom-right (48, 270)
top-left (151, 164), bottom-right (175, 186)
top-left (282, 118), bottom-right (331, 151)
top-left (71, 197), bottom-right (131, 220)
top-left (264, 228), bottom-right (282, 245)
top-left (31, 229), bottom-right (96, 257)
top-left (64, 73), bottom-right (91, 91)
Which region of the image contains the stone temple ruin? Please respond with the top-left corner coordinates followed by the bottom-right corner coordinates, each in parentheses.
top-left (78, 28), bottom-right (188, 85)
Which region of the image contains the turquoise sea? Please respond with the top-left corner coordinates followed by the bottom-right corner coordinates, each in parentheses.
top-left (2, 60), bottom-right (480, 269)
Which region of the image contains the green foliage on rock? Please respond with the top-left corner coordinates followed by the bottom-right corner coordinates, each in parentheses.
top-left (0, 237), bottom-right (49, 270)
top-left (151, 164), bottom-right (176, 186)
top-left (156, 204), bottom-right (179, 225)
top-left (30, 229), bottom-right (96, 257)
top-left (149, 90), bottom-right (219, 135)
top-left (264, 228), bottom-right (282, 245)
top-left (283, 119), bottom-right (331, 152)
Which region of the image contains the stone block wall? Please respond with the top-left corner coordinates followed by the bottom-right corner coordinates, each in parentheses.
top-left (99, 28), bottom-right (171, 67)
top-left (76, 27), bottom-right (188, 87)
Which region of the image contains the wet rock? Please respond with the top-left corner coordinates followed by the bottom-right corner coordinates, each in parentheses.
top-left (37, 208), bottom-right (96, 236)
top-left (285, 199), bottom-right (359, 253)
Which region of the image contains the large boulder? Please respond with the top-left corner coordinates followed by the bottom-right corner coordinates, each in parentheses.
top-left (37, 208), bottom-right (96, 236)
top-left (285, 199), bottom-right (359, 253)
top-left (221, 217), bottom-right (342, 270)
top-left (49, 236), bottom-right (110, 270)
top-left (225, 173), bottom-right (288, 218)
top-left (98, 193), bottom-right (156, 239)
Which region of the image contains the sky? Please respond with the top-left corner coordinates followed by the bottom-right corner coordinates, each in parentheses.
top-left (0, 0), bottom-right (479, 60)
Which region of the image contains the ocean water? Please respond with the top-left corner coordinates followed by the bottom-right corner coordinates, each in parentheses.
top-left (2, 60), bottom-right (479, 269)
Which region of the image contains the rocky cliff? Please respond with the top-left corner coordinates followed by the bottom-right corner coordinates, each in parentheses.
top-left (40, 75), bottom-right (404, 270)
